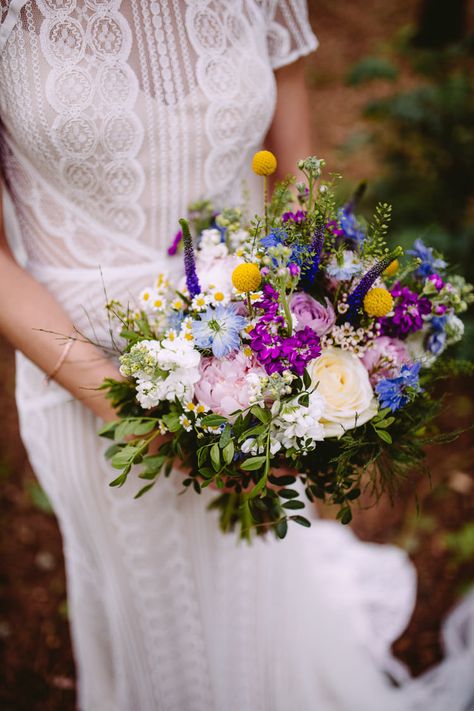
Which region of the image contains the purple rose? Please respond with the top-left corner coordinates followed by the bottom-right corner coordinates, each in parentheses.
top-left (290, 292), bottom-right (336, 337)
top-left (362, 336), bottom-right (412, 385)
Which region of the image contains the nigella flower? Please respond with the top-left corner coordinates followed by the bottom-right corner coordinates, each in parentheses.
top-left (192, 304), bottom-right (247, 358)
top-left (407, 238), bottom-right (446, 278)
top-left (328, 206), bottom-right (365, 244)
top-left (375, 362), bottom-right (422, 412)
top-left (326, 250), bottom-right (362, 281)
top-left (379, 283), bottom-right (432, 339)
top-left (179, 218), bottom-right (201, 298)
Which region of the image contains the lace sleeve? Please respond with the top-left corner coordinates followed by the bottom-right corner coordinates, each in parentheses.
top-left (263, 0), bottom-right (318, 70)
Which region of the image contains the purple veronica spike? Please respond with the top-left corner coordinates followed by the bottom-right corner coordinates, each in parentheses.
top-left (346, 248), bottom-right (402, 323)
top-left (179, 218), bottom-right (201, 298)
top-left (303, 228), bottom-right (325, 286)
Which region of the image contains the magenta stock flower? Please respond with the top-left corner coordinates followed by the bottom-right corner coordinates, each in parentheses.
top-left (290, 292), bottom-right (336, 337)
top-left (380, 283), bottom-right (432, 339)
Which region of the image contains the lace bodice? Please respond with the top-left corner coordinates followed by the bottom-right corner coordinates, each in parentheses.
top-left (0, 0), bottom-right (317, 272)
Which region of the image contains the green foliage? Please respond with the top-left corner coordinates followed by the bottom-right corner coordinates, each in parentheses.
top-left (346, 56), bottom-right (399, 86)
top-left (346, 32), bottom-right (474, 353)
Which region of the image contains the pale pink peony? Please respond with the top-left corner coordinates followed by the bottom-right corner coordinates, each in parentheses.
top-left (290, 292), bottom-right (336, 337)
top-left (195, 352), bottom-right (266, 418)
top-left (362, 336), bottom-right (412, 385)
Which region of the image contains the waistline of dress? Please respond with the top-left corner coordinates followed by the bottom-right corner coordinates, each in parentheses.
top-left (28, 260), bottom-right (180, 284)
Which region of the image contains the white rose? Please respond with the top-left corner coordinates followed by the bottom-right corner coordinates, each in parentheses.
top-left (309, 347), bottom-right (378, 437)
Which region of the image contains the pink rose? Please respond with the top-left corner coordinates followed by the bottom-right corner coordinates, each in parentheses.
top-left (362, 336), bottom-right (412, 385)
top-left (195, 352), bottom-right (266, 418)
top-left (290, 292), bottom-right (336, 337)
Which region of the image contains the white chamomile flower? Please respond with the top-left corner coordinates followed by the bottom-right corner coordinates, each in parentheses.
top-left (179, 414), bottom-right (193, 432)
top-left (139, 287), bottom-right (154, 309)
top-left (150, 293), bottom-right (167, 312)
top-left (191, 293), bottom-right (209, 311)
top-left (171, 297), bottom-right (185, 311)
top-left (249, 291), bottom-right (263, 303)
top-left (209, 289), bottom-right (230, 307)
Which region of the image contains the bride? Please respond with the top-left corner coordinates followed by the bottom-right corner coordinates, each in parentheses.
top-left (0, 2), bottom-right (473, 709)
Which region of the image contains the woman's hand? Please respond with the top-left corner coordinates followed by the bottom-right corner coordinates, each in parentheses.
top-left (0, 187), bottom-right (123, 422)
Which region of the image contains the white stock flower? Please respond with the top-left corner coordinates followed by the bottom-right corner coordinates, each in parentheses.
top-left (271, 392), bottom-right (326, 451)
top-left (309, 347), bottom-right (378, 437)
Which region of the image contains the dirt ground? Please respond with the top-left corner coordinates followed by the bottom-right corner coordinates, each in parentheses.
top-left (1, 1), bottom-right (473, 710)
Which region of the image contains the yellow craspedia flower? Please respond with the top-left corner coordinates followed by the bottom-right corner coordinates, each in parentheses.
top-left (252, 150), bottom-right (277, 176)
top-left (232, 263), bottom-right (262, 293)
top-left (363, 288), bottom-right (394, 317)
top-left (383, 259), bottom-right (399, 278)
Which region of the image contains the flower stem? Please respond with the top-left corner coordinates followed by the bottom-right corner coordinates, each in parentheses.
top-left (280, 289), bottom-right (293, 337)
top-left (264, 175), bottom-right (269, 235)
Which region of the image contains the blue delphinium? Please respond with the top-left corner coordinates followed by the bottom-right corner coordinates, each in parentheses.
top-left (192, 304), bottom-right (247, 358)
top-left (260, 228), bottom-right (288, 249)
top-left (338, 207), bottom-right (366, 244)
top-left (407, 238), bottom-right (446, 278)
top-left (425, 315), bottom-right (447, 355)
top-left (375, 362), bottom-right (422, 412)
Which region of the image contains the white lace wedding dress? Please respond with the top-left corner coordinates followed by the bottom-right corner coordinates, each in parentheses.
top-left (1, 2), bottom-right (473, 710)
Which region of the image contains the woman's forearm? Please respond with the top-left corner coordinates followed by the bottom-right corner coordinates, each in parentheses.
top-left (266, 58), bottom-right (314, 180)
top-left (0, 204), bottom-right (120, 421)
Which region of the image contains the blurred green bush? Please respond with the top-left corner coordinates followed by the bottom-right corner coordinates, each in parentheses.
top-left (345, 28), bottom-right (474, 355)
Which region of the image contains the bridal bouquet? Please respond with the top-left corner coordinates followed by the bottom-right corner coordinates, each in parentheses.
top-left (99, 153), bottom-right (473, 539)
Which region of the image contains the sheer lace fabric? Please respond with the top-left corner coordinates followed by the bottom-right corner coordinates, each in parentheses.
top-left (1, 2), bottom-right (473, 710)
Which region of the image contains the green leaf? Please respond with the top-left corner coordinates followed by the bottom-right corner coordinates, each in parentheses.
top-left (275, 519), bottom-right (288, 539)
top-left (346, 487), bottom-right (361, 501)
top-left (250, 405), bottom-right (270, 423)
top-left (337, 507), bottom-right (353, 525)
top-left (240, 455), bottom-right (266, 471)
top-left (298, 393), bottom-right (309, 407)
top-left (143, 454), bottom-right (166, 474)
top-left (104, 443), bottom-right (122, 460)
top-left (114, 419), bottom-right (137, 441)
top-left (210, 443), bottom-right (221, 472)
top-left (134, 482), bottom-right (156, 499)
top-left (279, 488), bottom-right (299, 499)
top-left (197, 447), bottom-right (208, 467)
top-left (162, 413), bottom-right (181, 432)
top-left (374, 417), bottom-right (395, 429)
top-left (247, 475), bottom-right (268, 499)
top-left (111, 445), bottom-right (140, 469)
top-left (223, 441), bottom-right (235, 465)
top-left (98, 421), bottom-right (118, 439)
top-left (302, 369), bottom-right (312, 389)
top-left (109, 469), bottom-right (130, 487)
top-left (219, 426), bottom-right (232, 448)
top-left (132, 420), bottom-right (156, 435)
top-left (201, 414), bottom-right (228, 427)
top-left (268, 474), bottom-right (296, 486)
top-left (238, 424), bottom-right (266, 442)
top-left (290, 515), bottom-right (311, 528)
top-left (375, 428), bottom-right (393, 444)
top-left (282, 500), bottom-right (305, 510)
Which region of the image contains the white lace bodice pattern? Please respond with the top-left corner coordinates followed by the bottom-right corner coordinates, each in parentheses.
top-left (0, 0), bottom-right (317, 273)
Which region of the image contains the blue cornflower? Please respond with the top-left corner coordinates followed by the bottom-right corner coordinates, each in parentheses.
top-left (375, 362), bottom-right (422, 412)
top-left (192, 304), bottom-right (247, 358)
top-left (407, 238), bottom-right (446, 278)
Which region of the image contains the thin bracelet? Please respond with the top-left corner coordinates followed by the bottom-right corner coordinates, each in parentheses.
top-left (45, 333), bottom-right (76, 385)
